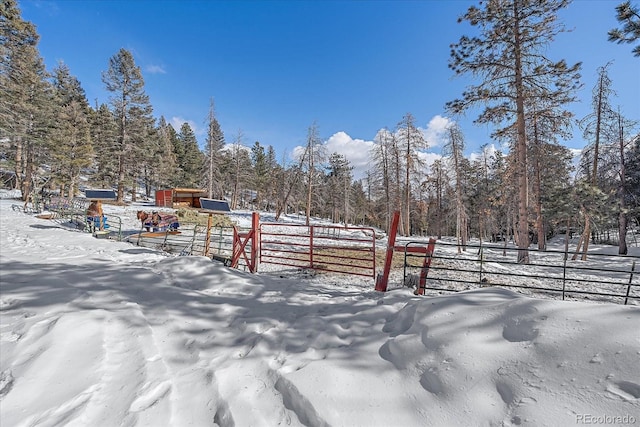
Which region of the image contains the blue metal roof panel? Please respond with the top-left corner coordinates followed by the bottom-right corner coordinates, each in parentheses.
top-left (85, 189), bottom-right (117, 200)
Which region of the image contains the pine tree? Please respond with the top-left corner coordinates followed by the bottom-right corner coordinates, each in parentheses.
top-left (1, 0), bottom-right (54, 202)
top-left (575, 64), bottom-right (617, 259)
top-left (224, 130), bottom-right (252, 209)
top-left (50, 62), bottom-right (93, 197)
top-left (127, 105), bottom-right (156, 201)
top-left (102, 48), bottom-right (154, 202)
top-left (370, 128), bottom-right (395, 232)
top-left (203, 98), bottom-right (225, 198)
top-left (608, 1), bottom-right (640, 57)
top-left (443, 123), bottom-right (468, 251)
top-left (425, 159), bottom-right (450, 239)
top-left (447, 0), bottom-right (581, 263)
top-left (535, 142), bottom-right (574, 244)
top-left (91, 103), bottom-right (118, 188)
top-left (474, 144), bottom-right (495, 243)
top-left (251, 141), bottom-right (269, 209)
top-left (264, 145), bottom-right (280, 211)
top-left (275, 149), bottom-right (305, 221)
top-left (145, 116), bottom-right (175, 191)
top-left (165, 124), bottom-right (183, 188)
top-left (626, 134), bottom-right (640, 228)
top-left (326, 152), bottom-right (353, 224)
top-left (397, 113), bottom-right (428, 236)
top-left (177, 122), bottom-right (204, 188)
top-left (303, 122), bottom-right (326, 226)
top-left (526, 93), bottom-right (575, 250)
top-left (613, 109), bottom-right (637, 254)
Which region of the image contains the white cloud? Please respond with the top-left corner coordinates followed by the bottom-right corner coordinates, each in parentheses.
top-left (325, 132), bottom-right (375, 179)
top-left (222, 143), bottom-right (251, 154)
top-left (422, 115), bottom-right (454, 148)
top-left (291, 145), bottom-right (306, 162)
top-left (290, 131), bottom-right (374, 180)
top-left (146, 64), bottom-right (166, 74)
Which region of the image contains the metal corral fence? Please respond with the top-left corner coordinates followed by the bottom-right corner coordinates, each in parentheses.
top-left (128, 223), bottom-right (255, 271)
top-left (402, 240), bottom-right (639, 305)
top-left (259, 223), bottom-right (377, 278)
top-left (18, 196), bottom-right (125, 241)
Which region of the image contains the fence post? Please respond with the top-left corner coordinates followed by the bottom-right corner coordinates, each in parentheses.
top-left (479, 245), bottom-right (484, 285)
top-left (625, 261), bottom-right (636, 305)
top-left (204, 213), bottom-right (213, 257)
top-left (309, 225), bottom-right (314, 269)
top-left (416, 238), bottom-right (436, 295)
top-left (375, 211), bottom-right (401, 292)
top-left (250, 212), bottom-right (259, 272)
top-left (562, 246), bottom-right (568, 300)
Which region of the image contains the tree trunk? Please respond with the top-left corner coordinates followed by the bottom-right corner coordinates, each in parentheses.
top-left (14, 138), bottom-right (25, 200)
top-left (617, 109), bottom-right (628, 255)
top-left (117, 153), bottom-right (126, 203)
top-left (405, 142), bottom-right (411, 236)
top-left (513, 1), bottom-right (530, 264)
top-left (21, 145), bottom-right (35, 204)
top-left (534, 160), bottom-right (545, 251)
top-left (572, 213), bottom-right (590, 261)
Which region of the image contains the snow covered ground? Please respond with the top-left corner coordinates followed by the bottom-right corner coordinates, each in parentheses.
top-left (1, 195), bottom-right (639, 426)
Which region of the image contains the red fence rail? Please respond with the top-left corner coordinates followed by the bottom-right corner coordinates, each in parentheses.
top-left (259, 223), bottom-right (377, 278)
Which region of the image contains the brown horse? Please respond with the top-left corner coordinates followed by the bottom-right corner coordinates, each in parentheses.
top-left (137, 210), bottom-right (180, 232)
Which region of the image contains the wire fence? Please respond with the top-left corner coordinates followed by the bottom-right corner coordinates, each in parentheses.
top-left (402, 240), bottom-right (639, 305)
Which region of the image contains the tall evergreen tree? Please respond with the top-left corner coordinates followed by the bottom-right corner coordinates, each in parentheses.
top-left (92, 103), bottom-right (118, 188)
top-left (203, 98), bottom-right (225, 198)
top-left (251, 141), bottom-right (269, 209)
top-left (151, 116), bottom-right (179, 191)
top-left (165, 123), bottom-right (184, 188)
top-left (526, 94), bottom-right (575, 250)
top-left (447, 0), bottom-right (581, 263)
top-left (1, 0), bottom-right (54, 202)
top-left (127, 105), bottom-right (156, 201)
top-left (263, 145), bottom-right (280, 211)
top-left (102, 48), bottom-right (153, 202)
top-left (177, 122), bottom-right (204, 188)
top-left (50, 62), bottom-right (93, 197)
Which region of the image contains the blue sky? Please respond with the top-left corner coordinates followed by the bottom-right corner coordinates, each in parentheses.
top-left (19, 0), bottom-right (640, 179)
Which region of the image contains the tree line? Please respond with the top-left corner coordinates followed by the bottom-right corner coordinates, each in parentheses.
top-left (1, 0), bottom-right (639, 258)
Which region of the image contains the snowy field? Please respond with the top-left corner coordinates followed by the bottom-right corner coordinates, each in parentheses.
top-left (1, 194), bottom-right (639, 426)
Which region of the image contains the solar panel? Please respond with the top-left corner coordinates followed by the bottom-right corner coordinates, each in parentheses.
top-left (199, 198), bottom-right (231, 213)
top-left (84, 189), bottom-right (117, 200)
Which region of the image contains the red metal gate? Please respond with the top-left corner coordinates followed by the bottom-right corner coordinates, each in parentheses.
top-left (259, 223), bottom-right (377, 278)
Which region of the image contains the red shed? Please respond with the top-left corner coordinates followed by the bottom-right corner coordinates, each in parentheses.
top-left (155, 188), bottom-right (207, 208)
